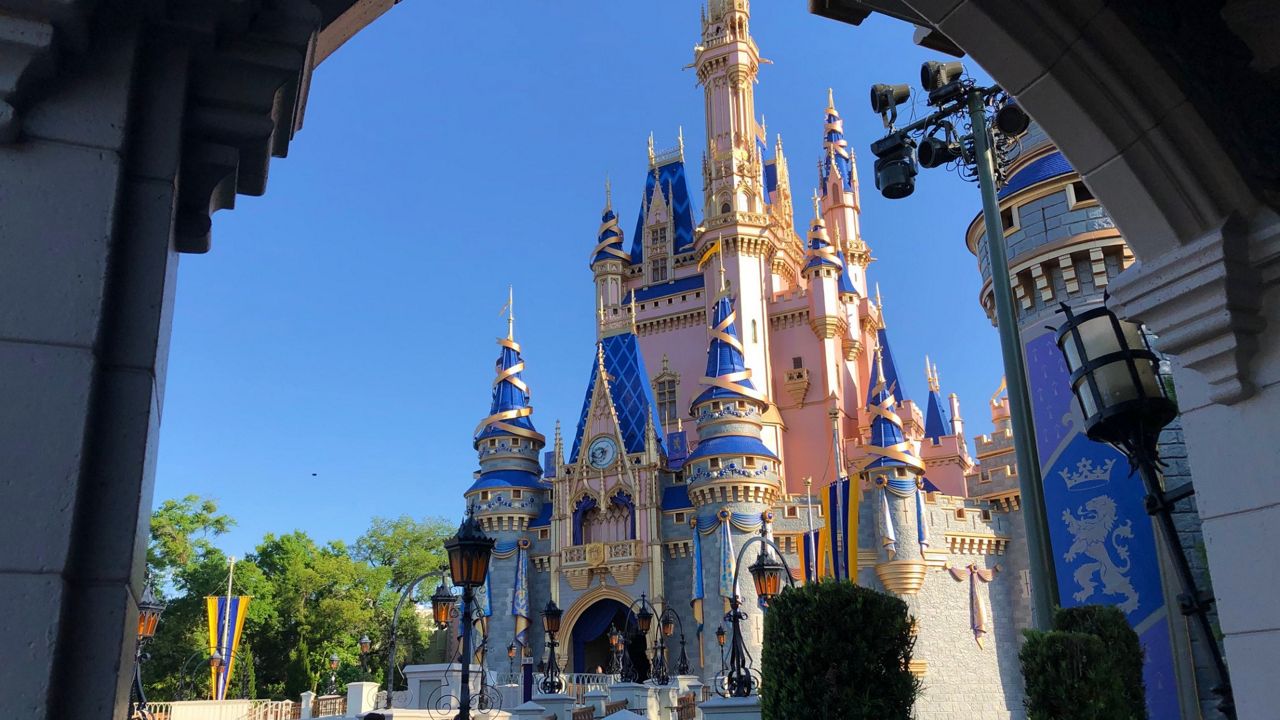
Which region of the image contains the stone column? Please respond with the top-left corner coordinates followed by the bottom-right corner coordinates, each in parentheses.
top-left (698, 695), bottom-right (760, 720)
top-left (0, 2), bottom-right (330, 719)
top-left (299, 691), bottom-right (316, 718)
top-left (346, 681), bottom-right (380, 716)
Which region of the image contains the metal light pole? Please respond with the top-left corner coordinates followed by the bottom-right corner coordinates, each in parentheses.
top-left (867, 65), bottom-right (1059, 628)
top-left (967, 89), bottom-right (1059, 629)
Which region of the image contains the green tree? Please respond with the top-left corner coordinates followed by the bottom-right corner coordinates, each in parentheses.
top-left (148, 495), bottom-right (234, 586)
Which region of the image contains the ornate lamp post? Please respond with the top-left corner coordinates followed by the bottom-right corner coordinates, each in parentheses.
top-left (444, 508), bottom-right (495, 720)
top-left (718, 528), bottom-right (796, 698)
top-left (131, 579), bottom-right (166, 717)
top-left (617, 593), bottom-right (658, 683)
top-left (538, 600), bottom-right (565, 694)
top-left (326, 653), bottom-right (340, 695)
top-left (607, 624), bottom-right (624, 675)
top-left (652, 606), bottom-right (691, 685)
top-left (1054, 302), bottom-right (1235, 719)
top-left (382, 570), bottom-right (456, 709)
top-left (507, 643), bottom-right (517, 678)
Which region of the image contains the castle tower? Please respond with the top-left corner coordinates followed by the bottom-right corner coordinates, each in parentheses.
top-left (802, 196), bottom-right (847, 400)
top-left (819, 89), bottom-right (870, 299)
top-left (592, 180), bottom-right (630, 334)
top-left (685, 276), bottom-right (783, 675)
top-left (860, 344), bottom-right (929, 597)
top-left (693, 0), bottom-right (776, 415)
top-left (465, 294), bottom-right (547, 657)
top-left (918, 359), bottom-right (974, 496)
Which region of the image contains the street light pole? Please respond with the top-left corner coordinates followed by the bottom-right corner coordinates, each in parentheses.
top-left (867, 68), bottom-right (1060, 629)
top-left (967, 89), bottom-right (1059, 629)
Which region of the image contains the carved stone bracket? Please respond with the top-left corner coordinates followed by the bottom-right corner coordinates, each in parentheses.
top-left (0, 1), bottom-right (96, 143)
top-left (1110, 213), bottom-right (1266, 404)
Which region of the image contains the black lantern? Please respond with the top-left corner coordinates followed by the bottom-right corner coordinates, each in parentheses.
top-left (1055, 302), bottom-right (1176, 444)
top-left (661, 614), bottom-right (675, 638)
top-left (539, 600), bottom-right (564, 694)
top-left (444, 509), bottom-right (496, 589)
top-left (208, 653), bottom-right (224, 671)
top-left (1053, 301), bottom-right (1235, 719)
top-left (358, 634), bottom-right (372, 655)
top-left (507, 643), bottom-right (516, 660)
top-left (431, 581), bottom-right (457, 628)
top-left (329, 653), bottom-right (340, 671)
top-left (137, 581), bottom-right (166, 642)
top-left (715, 625), bottom-right (726, 648)
top-left (542, 600), bottom-right (563, 634)
top-left (636, 602), bottom-right (653, 635)
top-left (748, 550), bottom-right (788, 606)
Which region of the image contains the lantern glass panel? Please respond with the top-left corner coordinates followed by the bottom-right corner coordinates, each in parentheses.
top-left (1095, 359), bottom-right (1142, 408)
top-left (1073, 376), bottom-right (1098, 418)
top-left (662, 616), bottom-right (675, 637)
top-left (1079, 314), bottom-right (1123, 358)
top-left (1136, 362), bottom-right (1163, 399)
top-left (1059, 334), bottom-right (1082, 373)
top-left (1118, 318), bottom-right (1146, 350)
top-left (359, 635), bottom-right (372, 654)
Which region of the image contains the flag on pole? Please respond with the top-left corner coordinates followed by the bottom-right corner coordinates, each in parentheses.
top-left (512, 541), bottom-right (530, 649)
top-left (206, 596), bottom-right (251, 700)
top-left (691, 521), bottom-right (705, 666)
top-left (719, 515), bottom-right (739, 606)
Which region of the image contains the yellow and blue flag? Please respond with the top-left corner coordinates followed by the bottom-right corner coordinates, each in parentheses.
top-left (206, 596), bottom-right (250, 700)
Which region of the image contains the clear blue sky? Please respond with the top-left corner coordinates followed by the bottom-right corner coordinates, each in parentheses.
top-left (154, 2), bottom-right (1003, 557)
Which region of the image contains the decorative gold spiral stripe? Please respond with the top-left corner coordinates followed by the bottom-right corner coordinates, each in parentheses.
top-left (807, 230), bottom-right (843, 267)
top-left (862, 378), bottom-right (924, 472)
top-left (700, 371), bottom-right (769, 405)
top-left (474, 338), bottom-right (546, 444)
top-left (710, 309), bottom-right (745, 353)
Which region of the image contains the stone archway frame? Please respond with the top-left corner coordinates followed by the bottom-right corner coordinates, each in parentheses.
top-left (896, 0), bottom-right (1278, 405)
top-left (558, 585), bottom-right (646, 674)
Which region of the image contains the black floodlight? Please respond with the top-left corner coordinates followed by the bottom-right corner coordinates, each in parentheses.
top-left (918, 136), bottom-right (961, 169)
top-left (870, 132), bottom-right (918, 199)
top-left (995, 101), bottom-right (1031, 136)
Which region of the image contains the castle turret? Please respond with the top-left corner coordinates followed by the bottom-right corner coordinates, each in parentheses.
top-left (860, 344), bottom-right (929, 596)
top-left (466, 293), bottom-right (547, 661)
top-left (918, 358), bottom-right (974, 496)
top-left (819, 89), bottom-right (870, 298)
top-left (592, 180), bottom-right (630, 337)
top-left (803, 194), bottom-right (846, 344)
top-left (686, 275), bottom-right (782, 671)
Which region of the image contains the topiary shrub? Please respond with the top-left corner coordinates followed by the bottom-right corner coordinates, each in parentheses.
top-left (761, 581), bottom-right (919, 720)
top-left (1020, 605), bottom-right (1147, 720)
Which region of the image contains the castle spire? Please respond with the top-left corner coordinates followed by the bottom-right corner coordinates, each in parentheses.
top-left (803, 194), bottom-right (842, 273)
top-left (506, 285), bottom-right (515, 341)
top-left (821, 88), bottom-right (854, 195)
top-left (923, 356), bottom-right (950, 441)
top-left (863, 343), bottom-right (923, 474)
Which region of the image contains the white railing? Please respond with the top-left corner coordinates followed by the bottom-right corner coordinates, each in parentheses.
top-left (563, 673), bottom-right (619, 704)
top-left (374, 689), bottom-right (412, 708)
top-left (132, 700), bottom-right (298, 720)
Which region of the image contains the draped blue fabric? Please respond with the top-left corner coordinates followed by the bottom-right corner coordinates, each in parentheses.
top-left (571, 600), bottom-right (627, 673)
top-left (611, 491), bottom-right (636, 539)
top-left (572, 496), bottom-right (598, 545)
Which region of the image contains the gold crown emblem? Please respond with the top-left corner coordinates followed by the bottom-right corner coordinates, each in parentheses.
top-left (1059, 457), bottom-right (1116, 492)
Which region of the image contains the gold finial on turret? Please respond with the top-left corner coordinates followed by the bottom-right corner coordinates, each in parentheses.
top-left (812, 189), bottom-right (822, 220)
top-left (831, 218), bottom-right (844, 252)
top-left (677, 126), bottom-right (685, 160)
top-left (605, 175), bottom-right (612, 211)
top-left (926, 355), bottom-right (940, 392)
top-left (597, 293), bottom-right (605, 329)
top-left (875, 282), bottom-right (883, 310)
top-left (629, 293), bottom-right (638, 333)
top-left (648, 132), bottom-right (656, 167)
top-left (827, 87), bottom-right (835, 112)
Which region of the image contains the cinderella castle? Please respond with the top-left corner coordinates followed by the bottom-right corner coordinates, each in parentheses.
top-left (458, 2), bottom-right (1029, 716)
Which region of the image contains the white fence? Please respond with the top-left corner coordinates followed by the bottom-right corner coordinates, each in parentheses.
top-left (133, 699), bottom-right (299, 720)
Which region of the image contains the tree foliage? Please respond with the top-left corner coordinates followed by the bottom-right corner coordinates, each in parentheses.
top-left (142, 498), bottom-right (453, 701)
top-left (760, 581), bottom-right (920, 720)
top-left (1019, 605), bottom-right (1147, 720)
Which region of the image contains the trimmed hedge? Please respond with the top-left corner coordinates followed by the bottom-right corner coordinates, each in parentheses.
top-left (1020, 605), bottom-right (1147, 720)
top-left (761, 581), bottom-right (919, 720)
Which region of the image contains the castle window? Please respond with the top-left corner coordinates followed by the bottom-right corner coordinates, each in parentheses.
top-left (982, 509), bottom-right (992, 521)
top-left (512, 489), bottom-right (523, 499)
top-left (1068, 180), bottom-right (1096, 206)
top-left (674, 512), bottom-right (687, 524)
top-left (785, 506), bottom-right (798, 519)
top-left (711, 402), bottom-right (721, 411)
top-left (511, 439), bottom-right (521, 447)
top-left (480, 491), bottom-right (491, 502)
top-left (745, 457), bottom-right (756, 467)
top-left (710, 458), bottom-right (721, 469)
top-left (721, 202), bottom-right (731, 214)
top-left (489, 439), bottom-right (497, 448)
top-left (751, 319), bottom-right (758, 342)
top-left (1000, 205), bottom-right (1019, 234)
top-left (650, 258), bottom-right (668, 283)
top-left (656, 376), bottom-right (679, 424)
top-left (792, 356), bottom-right (803, 369)
top-left (956, 508), bottom-right (966, 520)
top-left (539, 528), bottom-right (549, 540)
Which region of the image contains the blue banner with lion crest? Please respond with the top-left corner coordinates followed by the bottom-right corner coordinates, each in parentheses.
top-left (1024, 326), bottom-right (1181, 719)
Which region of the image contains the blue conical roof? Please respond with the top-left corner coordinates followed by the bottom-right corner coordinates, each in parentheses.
top-left (876, 328), bottom-right (907, 403)
top-left (692, 293), bottom-right (759, 407)
top-left (804, 217), bottom-right (842, 272)
top-left (821, 92), bottom-right (855, 195)
top-left (924, 364), bottom-right (949, 441)
top-left (474, 337), bottom-right (543, 445)
top-left (836, 250), bottom-right (858, 296)
top-left (591, 205), bottom-right (629, 266)
top-left (864, 336), bottom-right (923, 475)
top-left (629, 160), bottom-right (698, 264)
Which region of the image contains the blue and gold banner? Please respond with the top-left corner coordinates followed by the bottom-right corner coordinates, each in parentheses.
top-left (691, 519), bottom-right (705, 666)
top-left (512, 540), bottom-right (530, 649)
top-left (1024, 327), bottom-right (1181, 719)
top-left (821, 478), bottom-right (855, 580)
top-left (206, 596), bottom-right (250, 700)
